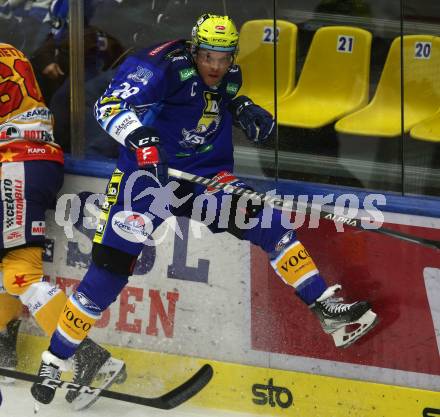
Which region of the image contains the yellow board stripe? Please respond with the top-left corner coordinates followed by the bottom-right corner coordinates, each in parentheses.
top-left (17, 334), bottom-right (439, 416)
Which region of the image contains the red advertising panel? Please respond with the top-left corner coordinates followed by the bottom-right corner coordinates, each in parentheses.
top-left (251, 219), bottom-right (440, 376)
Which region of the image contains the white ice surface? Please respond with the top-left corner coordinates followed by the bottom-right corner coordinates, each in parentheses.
top-left (0, 381), bottom-right (257, 417)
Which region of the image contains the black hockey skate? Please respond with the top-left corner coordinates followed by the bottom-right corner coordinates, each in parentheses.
top-left (310, 284), bottom-right (378, 347)
top-left (0, 319), bottom-right (20, 368)
top-left (0, 319), bottom-right (21, 384)
top-left (31, 350), bottom-right (71, 404)
top-left (66, 338), bottom-right (127, 411)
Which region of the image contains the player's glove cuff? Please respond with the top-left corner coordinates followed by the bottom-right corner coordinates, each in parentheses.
top-left (125, 126), bottom-right (168, 186)
top-left (228, 96), bottom-right (275, 144)
top-left (229, 96), bottom-right (254, 119)
top-left (125, 126), bottom-right (161, 150)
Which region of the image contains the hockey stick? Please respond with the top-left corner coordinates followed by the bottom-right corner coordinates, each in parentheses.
top-left (168, 168), bottom-right (440, 250)
top-left (0, 364), bottom-right (213, 409)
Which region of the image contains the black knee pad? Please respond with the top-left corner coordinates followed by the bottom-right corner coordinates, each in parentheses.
top-left (226, 193), bottom-right (264, 239)
top-left (92, 243), bottom-right (138, 276)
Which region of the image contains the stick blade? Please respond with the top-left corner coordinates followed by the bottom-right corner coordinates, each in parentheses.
top-left (108, 363), bottom-right (213, 410)
top-left (0, 364), bottom-right (214, 411)
top-left (157, 364), bottom-right (213, 409)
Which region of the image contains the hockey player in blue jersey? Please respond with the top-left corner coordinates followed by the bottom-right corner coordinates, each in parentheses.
top-left (31, 14), bottom-right (378, 406)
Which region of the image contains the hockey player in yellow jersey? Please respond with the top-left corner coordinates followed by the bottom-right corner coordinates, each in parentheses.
top-left (0, 43), bottom-right (126, 409)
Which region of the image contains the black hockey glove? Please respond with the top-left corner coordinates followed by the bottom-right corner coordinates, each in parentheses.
top-left (229, 95), bottom-right (275, 144)
top-left (125, 126), bottom-right (168, 186)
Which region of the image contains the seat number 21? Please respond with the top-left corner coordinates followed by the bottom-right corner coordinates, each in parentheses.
top-left (337, 35), bottom-right (354, 53)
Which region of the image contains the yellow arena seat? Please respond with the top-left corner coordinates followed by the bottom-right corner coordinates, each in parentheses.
top-left (410, 111), bottom-right (440, 142)
top-left (335, 35), bottom-right (440, 137)
top-left (236, 19), bottom-right (297, 108)
top-left (276, 26), bottom-right (372, 128)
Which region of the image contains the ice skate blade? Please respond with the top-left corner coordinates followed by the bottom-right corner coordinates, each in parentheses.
top-left (33, 400), bottom-right (52, 414)
top-left (330, 310), bottom-right (378, 348)
top-left (71, 357), bottom-right (126, 411)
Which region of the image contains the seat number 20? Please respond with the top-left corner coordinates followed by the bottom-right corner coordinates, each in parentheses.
top-left (415, 42), bottom-right (432, 59)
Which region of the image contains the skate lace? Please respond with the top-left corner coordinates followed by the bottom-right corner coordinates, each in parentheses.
top-left (72, 358), bottom-right (79, 380)
top-left (321, 297), bottom-right (353, 314)
top-left (40, 363), bottom-right (61, 380)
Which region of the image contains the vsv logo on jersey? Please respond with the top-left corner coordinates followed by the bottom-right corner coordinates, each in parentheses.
top-left (180, 91), bottom-right (222, 148)
top-left (252, 378), bottom-right (294, 409)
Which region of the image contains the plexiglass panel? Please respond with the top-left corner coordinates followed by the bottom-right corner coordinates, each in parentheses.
top-left (276, 0), bottom-right (405, 192)
top-left (402, 1), bottom-right (440, 196)
top-left (24, 0), bottom-right (439, 196)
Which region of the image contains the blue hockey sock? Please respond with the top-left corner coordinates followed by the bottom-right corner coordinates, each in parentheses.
top-left (295, 274), bottom-right (327, 305)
